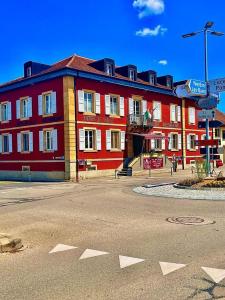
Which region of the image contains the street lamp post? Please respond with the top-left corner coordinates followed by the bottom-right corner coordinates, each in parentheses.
top-left (182, 22), bottom-right (224, 176)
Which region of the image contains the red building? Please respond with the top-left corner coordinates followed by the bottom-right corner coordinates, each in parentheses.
top-left (0, 55), bottom-right (204, 181)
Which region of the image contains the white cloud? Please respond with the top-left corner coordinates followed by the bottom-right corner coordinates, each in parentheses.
top-left (158, 60), bottom-right (168, 65)
top-left (133, 0), bottom-right (165, 18)
top-left (136, 25), bottom-right (167, 37)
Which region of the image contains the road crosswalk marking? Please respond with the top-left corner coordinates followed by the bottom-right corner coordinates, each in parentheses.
top-left (79, 249), bottom-right (109, 260)
top-left (119, 255), bottom-right (145, 269)
top-left (159, 262), bottom-right (187, 275)
top-left (49, 244), bottom-right (78, 254)
top-left (201, 267), bottom-right (225, 283)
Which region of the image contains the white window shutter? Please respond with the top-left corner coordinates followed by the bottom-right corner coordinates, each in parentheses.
top-left (192, 108), bottom-right (196, 124)
top-left (9, 134), bottom-right (12, 153)
top-left (120, 97), bottom-right (124, 116)
top-left (151, 139), bottom-right (155, 149)
top-left (0, 136), bottom-right (2, 153)
top-left (95, 93), bottom-right (101, 114)
top-left (106, 130), bottom-right (111, 150)
top-left (162, 136), bottom-right (165, 150)
top-left (142, 100), bottom-right (147, 115)
top-left (17, 133), bottom-right (21, 152)
top-left (121, 131), bottom-right (125, 150)
top-left (189, 107), bottom-right (195, 124)
top-left (51, 92), bottom-right (57, 114)
top-left (79, 129), bottom-right (85, 150)
top-left (16, 100), bottom-right (21, 119)
top-left (29, 132), bottom-right (33, 152)
top-left (187, 134), bottom-right (191, 150)
top-left (96, 130), bottom-right (101, 150)
top-left (7, 102), bottom-right (12, 120)
top-left (153, 101), bottom-right (161, 120)
top-left (39, 131), bottom-right (44, 151)
top-left (177, 106), bottom-right (181, 122)
top-left (168, 134), bottom-right (172, 150)
top-left (52, 129), bottom-right (58, 151)
top-left (178, 134), bottom-right (182, 150)
top-left (129, 98), bottom-right (134, 115)
top-left (78, 90), bottom-right (84, 113)
top-left (171, 105), bottom-right (176, 122)
top-left (105, 95), bottom-right (110, 115)
top-left (28, 97), bottom-right (32, 117)
top-left (38, 95), bottom-right (43, 115)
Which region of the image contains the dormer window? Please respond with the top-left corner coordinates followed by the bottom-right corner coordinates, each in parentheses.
top-left (26, 66), bottom-right (32, 77)
top-left (129, 69), bottom-right (135, 81)
top-left (106, 63), bottom-right (113, 76)
top-left (149, 74), bottom-right (155, 85)
top-left (167, 77), bottom-right (172, 88)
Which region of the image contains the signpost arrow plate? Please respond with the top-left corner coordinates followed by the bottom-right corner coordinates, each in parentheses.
top-left (174, 84), bottom-right (190, 98)
top-left (198, 110), bottom-right (216, 120)
top-left (198, 120), bottom-right (223, 129)
top-left (197, 96), bottom-right (219, 110)
top-left (209, 77), bottom-right (225, 93)
top-left (186, 79), bottom-right (207, 97)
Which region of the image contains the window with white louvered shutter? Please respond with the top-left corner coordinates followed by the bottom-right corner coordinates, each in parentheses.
top-left (170, 104), bottom-right (176, 122)
top-left (105, 95), bottom-right (110, 115)
top-left (16, 100), bottom-right (21, 119)
top-left (0, 136), bottom-right (2, 153)
top-left (39, 131), bottom-right (44, 151)
top-left (96, 130), bottom-right (101, 150)
top-left (52, 129), bottom-right (58, 151)
top-left (120, 131), bottom-right (125, 150)
top-left (162, 135), bottom-right (165, 150)
top-left (120, 97), bottom-right (124, 116)
top-left (78, 90), bottom-right (84, 112)
top-left (129, 98), bottom-right (134, 115)
top-left (187, 134), bottom-right (191, 150)
top-left (168, 134), bottom-right (172, 150)
top-left (142, 100), bottom-right (147, 115)
top-left (106, 130), bottom-right (111, 150)
top-left (7, 102), bottom-right (11, 121)
top-left (8, 134), bottom-right (12, 153)
top-left (95, 93), bottom-right (101, 114)
top-left (195, 135), bottom-right (198, 150)
top-left (178, 134), bottom-right (182, 150)
top-left (153, 101), bottom-right (161, 120)
top-left (189, 107), bottom-right (195, 124)
top-left (29, 132), bottom-right (33, 152)
top-left (28, 97), bottom-right (32, 117)
top-left (38, 95), bottom-right (43, 115)
top-left (17, 133), bottom-right (21, 152)
top-left (79, 129), bottom-right (85, 150)
top-left (177, 106), bottom-right (181, 122)
top-left (151, 139), bottom-right (155, 149)
top-left (51, 92), bottom-right (57, 114)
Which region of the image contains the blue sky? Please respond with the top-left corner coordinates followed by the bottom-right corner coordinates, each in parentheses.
top-left (1, 0), bottom-right (225, 110)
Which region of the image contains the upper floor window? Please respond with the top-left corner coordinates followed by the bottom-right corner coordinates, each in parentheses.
top-left (0, 102), bottom-right (11, 122)
top-left (215, 128), bottom-right (220, 138)
top-left (149, 74), bottom-right (155, 85)
top-left (26, 67), bottom-right (32, 77)
top-left (84, 92), bottom-right (94, 113)
top-left (129, 69), bottom-right (135, 81)
top-left (167, 77), bottom-right (172, 88)
top-left (110, 96), bottom-right (119, 115)
top-left (153, 101), bottom-right (161, 121)
top-left (170, 104), bottom-right (181, 122)
top-left (106, 63), bottom-right (113, 76)
top-left (16, 97), bottom-right (32, 120)
top-left (133, 100), bottom-right (141, 115)
top-left (38, 92), bottom-right (56, 116)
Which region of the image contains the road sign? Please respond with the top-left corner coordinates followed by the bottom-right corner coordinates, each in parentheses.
top-left (198, 120), bottom-right (223, 129)
top-left (197, 96), bottom-right (219, 110)
top-left (195, 139), bottom-right (219, 147)
top-left (174, 84), bottom-right (190, 98)
top-left (186, 79), bottom-right (207, 97)
top-left (198, 109), bottom-right (216, 120)
top-left (209, 77), bottom-right (225, 93)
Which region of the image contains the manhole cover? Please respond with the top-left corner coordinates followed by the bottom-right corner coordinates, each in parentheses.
top-left (166, 216), bottom-right (215, 226)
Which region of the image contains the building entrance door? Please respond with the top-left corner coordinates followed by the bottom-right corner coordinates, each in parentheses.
top-left (133, 135), bottom-right (143, 157)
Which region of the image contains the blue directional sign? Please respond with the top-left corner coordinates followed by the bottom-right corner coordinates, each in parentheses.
top-left (197, 96), bottom-right (219, 110)
top-left (198, 120), bottom-right (223, 129)
top-left (186, 79), bottom-right (207, 97)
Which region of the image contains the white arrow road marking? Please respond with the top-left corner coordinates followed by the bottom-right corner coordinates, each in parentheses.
top-left (201, 267), bottom-right (225, 283)
top-left (79, 249), bottom-right (109, 260)
top-left (119, 255), bottom-right (145, 269)
top-left (159, 262), bottom-right (186, 275)
top-left (49, 244), bottom-right (77, 254)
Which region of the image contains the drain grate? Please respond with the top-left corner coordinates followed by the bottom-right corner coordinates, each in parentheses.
top-left (166, 216), bottom-right (215, 226)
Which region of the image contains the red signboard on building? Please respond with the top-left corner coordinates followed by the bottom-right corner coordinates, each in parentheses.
top-left (143, 157), bottom-right (164, 170)
top-left (195, 139), bottom-right (219, 147)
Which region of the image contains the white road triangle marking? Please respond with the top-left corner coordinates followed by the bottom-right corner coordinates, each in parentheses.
top-left (202, 267), bottom-right (225, 283)
top-left (159, 262), bottom-right (186, 275)
top-left (49, 244), bottom-right (77, 254)
top-left (79, 249), bottom-right (109, 260)
top-left (119, 255), bottom-right (145, 269)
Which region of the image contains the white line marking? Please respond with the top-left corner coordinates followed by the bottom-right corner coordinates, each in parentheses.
top-left (201, 267), bottom-right (225, 283)
top-left (159, 262), bottom-right (186, 275)
top-left (119, 255), bottom-right (145, 269)
top-left (49, 244), bottom-right (77, 254)
top-left (79, 249), bottom-right (109, 260)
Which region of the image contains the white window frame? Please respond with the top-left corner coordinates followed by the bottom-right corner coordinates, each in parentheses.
top-left (106, 63), bottom-right (113, 76)
top-left (110, 96), bottom-right (119, 116)
top-left (129, 69), bottom-right (135, 81)
top-left (84, 92), bottom-right (94, 113)
top-left (111, 131), bottom-right (120, 150)
top-left (171, 133), bottom-right (179, 150)
top-left (85, 129), bottom-right (95, 150)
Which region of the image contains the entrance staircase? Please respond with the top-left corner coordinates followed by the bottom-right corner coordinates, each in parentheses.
top-left (116, 158), bottom-right (133, 177)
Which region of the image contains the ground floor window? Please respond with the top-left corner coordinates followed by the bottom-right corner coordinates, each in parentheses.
top-left (85, 130), bottom-right (95, 150)
top-left (154, 134), bottom-right (162, 150)
top-left (111, 131), bottom-right (120, 149)
top-left (171, 134), bottom-right (178, 150)
top-left (189, 134), bottom-right (196, 150)
top-left (44, 130), bottom-right (54, 151)
top-left (2, 135), bottom-right (9, 153)
top-left (215, 128), bottom-right (220, 138)
top-left (21, 132), bottom-right (30, 152)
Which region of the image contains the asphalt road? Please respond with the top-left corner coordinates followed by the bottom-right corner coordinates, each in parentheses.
top-left (0, 173), bottom-right (225, 300)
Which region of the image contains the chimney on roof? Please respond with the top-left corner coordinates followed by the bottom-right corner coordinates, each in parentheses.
top-left (24, 61), bottom-right (51, 78)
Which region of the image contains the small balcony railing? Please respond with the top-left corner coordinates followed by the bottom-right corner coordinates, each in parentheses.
top-left (127, 114), bottom-right (153, 128)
